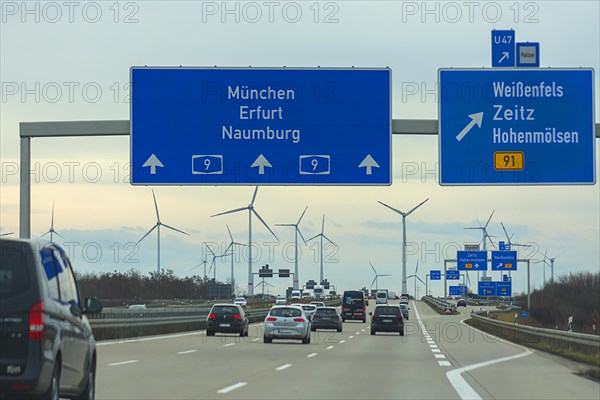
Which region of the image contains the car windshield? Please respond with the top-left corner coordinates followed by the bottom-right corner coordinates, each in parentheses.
top-left (376, 292), bottom-right (386, 298)
top-left (270, 308), bottom-right (302, 318)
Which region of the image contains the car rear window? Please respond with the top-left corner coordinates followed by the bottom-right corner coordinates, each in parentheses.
top-left (376, 306), bottom-right (400, 314)
top-left (303, 305), bottom-right (316, 311)
top-left (0, 241), bottom-right (32, 299)
top-left (270, 307), bottom-right (302, 317)
top-left (377, 292), bottom-right (387, 298)
top-left (315, 308), bottom-right (337, 315)
top-left (343, 291), bottom-right (365, 307)
top-left (212, 306), bottom-right (239, 314)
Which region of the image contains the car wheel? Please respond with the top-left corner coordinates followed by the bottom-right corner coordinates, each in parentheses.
top-left (341, 318), bottom-right (345, 323)
top-left (207, 330), bottom-right (215, 336)
top-left (370, 328), bottom-right (376, 335)
top-left (74, 362), bottom-right (95, 400)
top-left (337, 327), bottom-right (342, 332)
top-left (39, 361), bottom-right (60, 400)
top-left (400, 328), bottom-right (404, 336)
top-left (302, 335), bottom-right (309, 344)
top-left (263, 336), bottom-right (272, 343)
top-left (362, 319), bottom-right (366, 323)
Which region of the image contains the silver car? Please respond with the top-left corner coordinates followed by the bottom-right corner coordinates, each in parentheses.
top-left (263, 305), bottom-right (311, 344)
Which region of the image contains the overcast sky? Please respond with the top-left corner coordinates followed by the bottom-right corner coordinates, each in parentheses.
top-left (1, 1), bottom-right (599, 297)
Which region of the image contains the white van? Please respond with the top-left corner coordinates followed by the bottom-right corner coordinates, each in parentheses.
top-left (290, 289), bottom-right (302, 300)
top-left (376, 290), bottom-right (388, 304)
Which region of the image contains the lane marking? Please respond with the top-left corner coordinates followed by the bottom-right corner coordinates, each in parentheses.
top-left (432, 349), bottom-right (442, 353)
top-left (438, 361), bottom-right (452, 367)
top-left (326, 345), bottom-right (334, 350)
top-left (177, 350), bottom-right (197, 355)
top-left (349, 336), bottom-right (354, 339)
top-left (107, 360), bottom-right (138, 367)
top-left (252, 338), bottom-right (260, 342)
top-left (339, 340), bottom-right (346, 344)
top-left (430, 345), bottom-right (439, 349)
top-left (275, 364), bottom-right (292, 371)
top-left (223, 343), bottom-right (235, 347)
top-left (434, 354), bottom-right (446, 359)
top-left (444, 319), bottom-right (533, 400)
top-left (307, 353), bottom-right (318, 358)
top-left (217, 382), bottom-right (247, 394)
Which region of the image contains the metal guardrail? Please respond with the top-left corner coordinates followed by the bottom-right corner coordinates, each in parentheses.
top-left (91, 300), bottom-right (341, 341)
top-left (469, 311), bottom-right (600, 358)
top-left (422, 296), bottom-right (457, 314)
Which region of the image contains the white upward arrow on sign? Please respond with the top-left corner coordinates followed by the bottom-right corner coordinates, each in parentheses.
top-left (358, 154), bottom-right (380, 175)
top-left (251, 154), bottom-right (272, 175)
top-left (455, 112), bottom-right (484, 142)
top-left (142, 154), bottom-right (164, 175)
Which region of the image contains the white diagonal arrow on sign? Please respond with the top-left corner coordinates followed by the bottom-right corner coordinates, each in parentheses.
top-left (498, 52), bottom-right (509, 63)
top-left (358, 154), bottom-right (380, 175)
top-left (455, 112), bottom-right (484, 142)
top-left (251, 154), bottom-right (272, 175)
top-left (143, 154), bottom-right (164, 175)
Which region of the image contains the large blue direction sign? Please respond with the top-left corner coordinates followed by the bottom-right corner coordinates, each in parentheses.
top-left (430, 270), bottom-right (441, 280)
top-left (457, 251), bottom-right (488, 271)
top-left (131, 67), bottom-right (391, 185)
top-left (446, 270), bottom-right (460, 280)
top-left (439, 69), bottom-right (595, 185)
top-left (491, 30), bottom-right (515, 67)
top-left (491, 251), bottom-right (517, 270)
top-left (449, 286), bottom-right (465, 296)
top-left (478, 281), bottom-right (512, 296)
top-left (497, 282), bottom-right (512, 296)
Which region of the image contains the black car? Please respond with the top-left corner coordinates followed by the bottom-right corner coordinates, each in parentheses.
top-left (206, 304), bottom-right (249, 337)
top-left (370, 305), bottom-right (404, 335)
top-left (400, 304), bottom-right (409, 320)
top-left (0, 239), bottom-right (103, 400)
top-left (341, 290), bottom-right (367, 323)
top-left (457, 299), bottom-right (467, 307)
top-left (311, 307), bottom-right (343, 332)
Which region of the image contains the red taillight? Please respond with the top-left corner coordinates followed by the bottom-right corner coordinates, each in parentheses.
top-left (233, 314), bottom-right (242, 320)
top-left (11, 384), bottom-right (32, 390)
top-left (266, 317), bottom-right (277, 322)
top-left (208, 313), bottom-right (217, 319)
top-left (331, 315), bottom-right (339, 320)
top-left (397, 314), bottom-right (403, 319)
top-left (312, 315), bottom-right (320, 319)
top-left (294, 318), bottom-right (305, 323)
top-left (29, 301), bottom-right (44, 340)
top-left (373, 314), bottom-right (379, 318)
top-left (362, 306), bottom-right (366, 314)
top-left (341, 306), bottom-right (344, 313)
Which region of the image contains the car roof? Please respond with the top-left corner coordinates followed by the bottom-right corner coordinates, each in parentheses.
top-left (212, 303), bottom-right (241, 307)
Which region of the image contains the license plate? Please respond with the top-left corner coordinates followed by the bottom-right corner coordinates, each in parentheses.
top-left (276, 329), bottom-right (292, 335)
top-left (353, 313), bottom-right (362, 316)
top-left (220, 324), bottom-right (231, 327)
top-left (383, 319), bottom-right (392, 323)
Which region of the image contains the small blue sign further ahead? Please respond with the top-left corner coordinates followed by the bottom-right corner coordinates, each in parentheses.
top-left (131, 67), bottom-right (391, 185)
top-left (430, 270), bottom-right (441, 280)
top-left (449, 286), bottom-right (465, 296)
top-left (446, 270), bottom-right (460, 280)
top-left (439, 68), bottom-right (595, 185)
top-left (491, 30), bottom-right (515, 67)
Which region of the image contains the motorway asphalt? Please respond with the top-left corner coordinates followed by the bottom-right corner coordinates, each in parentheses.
top-left (95, 301), bottom-right (600, 400)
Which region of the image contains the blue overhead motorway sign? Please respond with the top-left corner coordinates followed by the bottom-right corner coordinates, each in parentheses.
top-left (457, 251), bottom-right (488, 271)
top-left (497, 282), bottom-right (512, 296)
top-left (491, 30), bottom-right (515, 67)
top-left (439, 68), bottom-right (595, 185)
top-left (478, 281), bottom-right (497, 296)
top-left (491, 251), bottom-right (517, 270)
top-left (449, 286), bottom-right (465, 296)
top-left (446, 270), bottom-right (460, 280)
top-left (430, 270), bottom-right (441, 280)
top-left (131, 67), bottom-right (391, 185)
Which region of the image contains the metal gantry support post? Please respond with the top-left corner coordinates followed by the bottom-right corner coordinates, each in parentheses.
top-left (518, 258), bottom-right (531, 310)
top-left (425, 274), bottom-right (429, 297)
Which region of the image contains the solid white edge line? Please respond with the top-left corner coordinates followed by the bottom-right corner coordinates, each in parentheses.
top-left (444, 318), bottom-right (533, 400)
top-left (275, 364), bottom-right (292, 371)
top-left (223, 343), bottom-right (235, 347)
top-left (217, 382), bottom-right (247, 394)
top-left (107, 360), bottom-right (139, 366)
top-left (177, 350), bottom-right (197, 355)
top-left (307, 353), bottom-right (318, 358)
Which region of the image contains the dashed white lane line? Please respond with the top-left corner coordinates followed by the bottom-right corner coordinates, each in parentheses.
top-left (177, 350), bottom-right (197, 355)
top-left (307, 353), bottom-right (318, 358)
top-left (326, 345), bottom-right (334, 350)
top-left (349, 336), bottom-right (354, 339)
top-left (107, 360), bottom-right (138, 367)
top-left (223, 343), bottom-right (235, 347)
top-left (434, 354), bottom-right (446, 359)
top-left (432, 349), bottom-right (442, 353)
top-left (217, 382), bottom-right (247, 394)
top-left (339, 340), bottom-right (346, 344)
top-left (438, 361), bottom-right (452, 367)
top-left (430, 345), bottom-right (438, 349)
top-left (252, 338), bottom-right (260, 342)
top-left (275, 364), bottom-right (292, 371)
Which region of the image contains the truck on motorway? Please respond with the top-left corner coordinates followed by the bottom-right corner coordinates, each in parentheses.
top-left (313, 285), bottom-right (325, 300)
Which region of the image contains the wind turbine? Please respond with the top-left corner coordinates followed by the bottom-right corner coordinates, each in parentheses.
top-left (40, 202), bottom-right (64, 242)
top-left (223, 224), bottom-right (247, 293)
top-left (211, 186), bottom-right (278, 297)
top-left (378, 198), bottom-right (429, 295)
top-left (254, 278), bottom-right (275, 297)
top-left (206, 244), bottom-right (231, 282)
top-left (464, 210), bottom-right (495, 279)
top-left (540, 249), bottom-right (561, 284)
top-left (369, 262), bottom-right (391, 291)
top-left (277, 206), bottom-right (308, 289)
top-left (307, 214), bottom-right (335, 284)
top-left (190, 242), bottom-right (211, 279)
top-left (137, 190), bottom-right (190, 274)
top-left (500, 222), bottom-right (531, 250)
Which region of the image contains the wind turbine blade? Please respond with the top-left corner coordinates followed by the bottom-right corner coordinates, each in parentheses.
top-left (475, 214), bottom-right (483, 228)
top-left (297, 227), bottom-right (308, 245)
top-left (250, 186), bottom-right (259, 206)
top-left (40, 230), bottom-right (51, 238)
top-left (190, 263), bottom-right (203, 271)
top-left (484, 210), bottom-right (495, 228)
top-left (370, 277), bottom-right (377, 288)
top-left (51, 201), bottom-right (55, 228)
top-left (380, 274), bottom-right (392, 277)
top-left (211, 207), bottom-right (248, 217)
top-left (415, 260), bottom-right (419, 275)
top-left (377, 201), bottom-right (404, 216)
top-left (252, 209), bottom-right (278, 240)
top-left (297, 206), bottom-right (309, 225)
top-left (152, 190), bottom-right (160, 222)
top-left (205, 243), bottom-right (216, 257)
top-left (306, 234), bottom-right (319, 242)
top-left (464, 227), bottom-right (482, 230)
top-left (275, 224), bottom-right (295, 227)
top-left (225, 242), bottom-right (233, 254)
top-left (226, 224), bottom-right (234, 242)
top-left (322, 234), bottom-right (335, 246)
top-left (162, 223), bottom-right (190, 236)
top-left (321, 215), bottom-right (325, 234)
top-left (54, 231), bottom-right (65, 240)
top-left (501, 222), bottom-right (510, 241)
top-left (369, 262), bottom-right (377, 274)
top-left (405, 198), bottom-right (429, 217)
top-left (137, 225), bottom-right (158, 244)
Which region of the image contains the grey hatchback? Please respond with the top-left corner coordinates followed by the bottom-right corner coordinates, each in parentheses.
top-left (0, 239), bottom-right (103, 400)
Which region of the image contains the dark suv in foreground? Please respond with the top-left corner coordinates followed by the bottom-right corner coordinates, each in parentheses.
top-left (0, 238), bottom-right (103, 400)
top-left (206, 304), bottom-right (249, 336)
top-left (370, 305), bottom-right (404, 336)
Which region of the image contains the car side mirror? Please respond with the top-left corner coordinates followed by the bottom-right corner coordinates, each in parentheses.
top-left (408, 308), bottom-right (410, 310)
top-left (84, 297), bottom-right (103, 314)
top-left (365, 300), bottom-right (369, 306)
top-left (69, 301), bottom-right (83, 317)
top-left (368, 312), bottom-right (372, 316)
